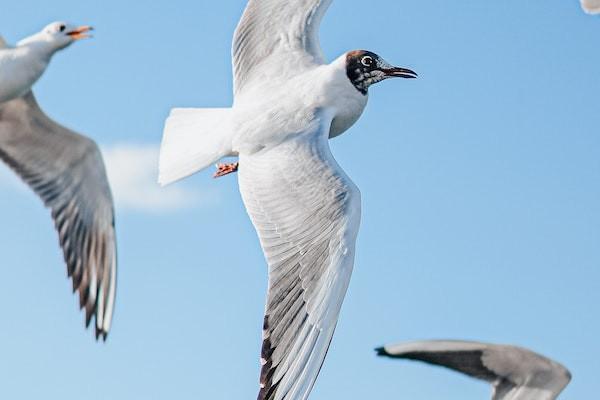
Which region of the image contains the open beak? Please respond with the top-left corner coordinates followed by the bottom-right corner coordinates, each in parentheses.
top-left (67, 26), bottom-right (93, 40)
top-left (383, 67), bottom-right (418, 79)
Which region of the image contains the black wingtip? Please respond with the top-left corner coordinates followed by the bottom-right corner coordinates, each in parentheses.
top-left (375, 346), bottom-right (389, 357)
top-left (95, 327), bottom-right (108, 342)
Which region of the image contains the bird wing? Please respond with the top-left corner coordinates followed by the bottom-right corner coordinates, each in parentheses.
top-left (0, 92), bottom-right (117, 340)
top-left (377, 340), bottom-right (571, 400)
top-left (238, 113), bottom-right (361, 400)
top-left (581, 0), bottom-right (600, 14)
top-left (377, 340), bottom-right (500, 382)
top-left (232, 0), bottom-right (332, 95)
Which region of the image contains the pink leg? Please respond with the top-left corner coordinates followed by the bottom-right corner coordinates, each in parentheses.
top-left (213, 162), bottom-right (239, 178)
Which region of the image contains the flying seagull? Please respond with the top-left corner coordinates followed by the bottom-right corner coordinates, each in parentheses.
top-left (581, 0), bottom-right (600, 14)
top-left (0, 22), bottom-right (117, 340)
top-left (376, 340), bottom-right (571, 400)
top-left (159, 0), bottom-right (416, 399)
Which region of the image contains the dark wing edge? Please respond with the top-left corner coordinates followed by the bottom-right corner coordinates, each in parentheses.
top-left (239, 115), bottom-right (360, 400)
top-left (376, 342), bottom-right (498, 382)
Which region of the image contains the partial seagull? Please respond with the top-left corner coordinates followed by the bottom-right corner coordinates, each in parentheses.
top-left (159, 1), bottom-right (416, 399)
top-left (581, 0), bottom-right (600, 14)
top-left (0, 22), bottom-right (116, 340)
top-left (376, 340), bottom-right (571, 400)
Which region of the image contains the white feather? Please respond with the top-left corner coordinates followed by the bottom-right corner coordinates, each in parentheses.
top-left (158, 108), bottom-right (233, 186)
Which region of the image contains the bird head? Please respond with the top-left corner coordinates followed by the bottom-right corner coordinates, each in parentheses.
top-left (345, 50), bottom-right (417, 95)
top-left (18, 21), bottom-right (93, 52)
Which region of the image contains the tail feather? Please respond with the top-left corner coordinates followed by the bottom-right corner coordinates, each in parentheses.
top-left (158, 108), bottom-right (233, 186)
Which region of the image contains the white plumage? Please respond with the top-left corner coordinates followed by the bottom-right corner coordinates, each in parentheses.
top-left (159, 1), bottom-right (416, 399)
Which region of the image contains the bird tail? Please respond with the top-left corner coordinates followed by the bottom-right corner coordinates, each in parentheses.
top-left (158, 107), bottom-right (234, 186)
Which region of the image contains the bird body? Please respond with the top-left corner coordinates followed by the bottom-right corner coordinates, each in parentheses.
top-left (159, 1), bottom-right (416, 398)
top-left (0, 22), bottom-right (92, 104)
top-left (159, 50), bottom-right (369, 187)
top-left (231, 55), bottom-right (368, 154)
top-left (0, 44), bottom-right (51, 103)
top-left (377, 340), bottom-right (571, 400)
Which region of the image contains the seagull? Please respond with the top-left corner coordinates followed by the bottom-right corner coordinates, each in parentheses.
top-left (159, 1), bottom-right (416, 399)
top-left (0, 22), bottom-right (93, 104)
top-left (376, 340), bottom-right (571, 400)
top-left (0, 23), bottom-right (117, 340)
top-left (581, 0), bottom-right (600, 14)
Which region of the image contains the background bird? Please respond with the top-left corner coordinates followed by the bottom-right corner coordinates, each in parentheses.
top-left (0, 22), bottom-right (117, 340)
top-left (581, 0), bottom-right (600, 14)
top-left (376, 340), bottom-right (571, 400)
top-left (159, 0), bottom-right (415, 399)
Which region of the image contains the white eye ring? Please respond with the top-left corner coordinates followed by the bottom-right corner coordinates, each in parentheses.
top-left (361, 56), bottom-right (374, 67)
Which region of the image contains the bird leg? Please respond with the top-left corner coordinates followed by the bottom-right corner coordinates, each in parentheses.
top-left (213, 162), bottom-right (239, 178)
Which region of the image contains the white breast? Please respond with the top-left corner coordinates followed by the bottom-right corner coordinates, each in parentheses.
top-left (230, 54), bottom-right (367, 154)
top-left (320, 56), bottom-right (368, 138)
top-left (0, 47), bottom-right (49, 103)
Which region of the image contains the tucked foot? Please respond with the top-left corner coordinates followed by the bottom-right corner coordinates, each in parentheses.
top-left (213, 162), bottom-right (239, 178)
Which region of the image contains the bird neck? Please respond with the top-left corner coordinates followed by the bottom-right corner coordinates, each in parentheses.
top-left (17, 35), bottom-right (57, 62)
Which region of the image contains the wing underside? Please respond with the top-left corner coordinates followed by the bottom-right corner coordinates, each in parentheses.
top-left (0, 92), bottom-right (117, 339)
top-left (238, 115), bottom-right (361, 400)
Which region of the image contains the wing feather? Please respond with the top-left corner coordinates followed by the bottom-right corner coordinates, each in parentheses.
top-left (0, 92), bottom-right (117, 340)
top-left (232, 0), bottom-right (332, 95)
top-left (239, 115), bottom-right (360, 400)
top-left (377, 340), bottom-right (572, 400)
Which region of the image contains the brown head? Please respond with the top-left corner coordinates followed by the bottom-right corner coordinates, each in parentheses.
top-left (346, 50), bottom-right (417, 95)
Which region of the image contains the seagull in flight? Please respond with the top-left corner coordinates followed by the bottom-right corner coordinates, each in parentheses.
top-left (159, 1), bottom-right (416, 399)
top-left (376, 340), bottom-right (571, 400)
top-left (0, 22), bottom-right (117, 340)
top-left (581, 0), bottom-right (600, 14)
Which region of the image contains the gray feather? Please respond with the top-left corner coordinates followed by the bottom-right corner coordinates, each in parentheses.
top-left (0, 91), bottom-right (117, 340)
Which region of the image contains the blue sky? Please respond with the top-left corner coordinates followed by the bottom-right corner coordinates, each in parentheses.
top-left (0, 1), bottom-right (598, 399)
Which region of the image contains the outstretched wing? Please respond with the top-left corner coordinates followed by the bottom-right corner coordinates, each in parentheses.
top-left (232, 0), bottom-right (332, 95)
top-left (0, 92), bottom-right (117, 340)
top-left (377, 340), bottom-right (571, 400)
top-left (238, 113), bottom-right (361, 400)
top-left (377, 340), bottom-right (499, 382)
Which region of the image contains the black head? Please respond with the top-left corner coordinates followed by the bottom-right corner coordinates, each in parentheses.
top-left (346, 50), bottom-right (417, 95)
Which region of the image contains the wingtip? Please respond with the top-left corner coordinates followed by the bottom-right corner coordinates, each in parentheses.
top-left (375, 346), bottom-right (389, 357)
top-left (95, 327), bottom-right (109, 342)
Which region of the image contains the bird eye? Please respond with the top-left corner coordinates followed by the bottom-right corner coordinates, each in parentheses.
top-left (361, 56), bottom-right (374, 67)
top-left (59, 25), bottom-right (66, 32)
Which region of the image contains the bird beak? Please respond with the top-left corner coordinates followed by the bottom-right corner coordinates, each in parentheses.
top-left (67, 26), bottom-right (94, 40)
top-left (382, 67), bottom-right (418, 79)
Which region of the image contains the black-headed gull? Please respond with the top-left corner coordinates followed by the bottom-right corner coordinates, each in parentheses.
top-left (376, 340), bottom-right (571, 400)
top-left (0, 22), bottom-right (92, 104)
top-left (0, 24), bottom-right (116, 340)
top-left (159, 1), bottom-right (416, 399)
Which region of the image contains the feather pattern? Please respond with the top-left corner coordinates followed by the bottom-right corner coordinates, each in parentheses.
top-left (238, 116), bottom-right (361, 400)
top-left (232, 0), bottom-right (332, 95)
top-left (0, 92), bottom-right (117, 340)
top-left (377, 340), bottom-right (571, 400)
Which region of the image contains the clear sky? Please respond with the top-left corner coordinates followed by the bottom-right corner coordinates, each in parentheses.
top-left (0, 1), bottom-right (598, 399)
